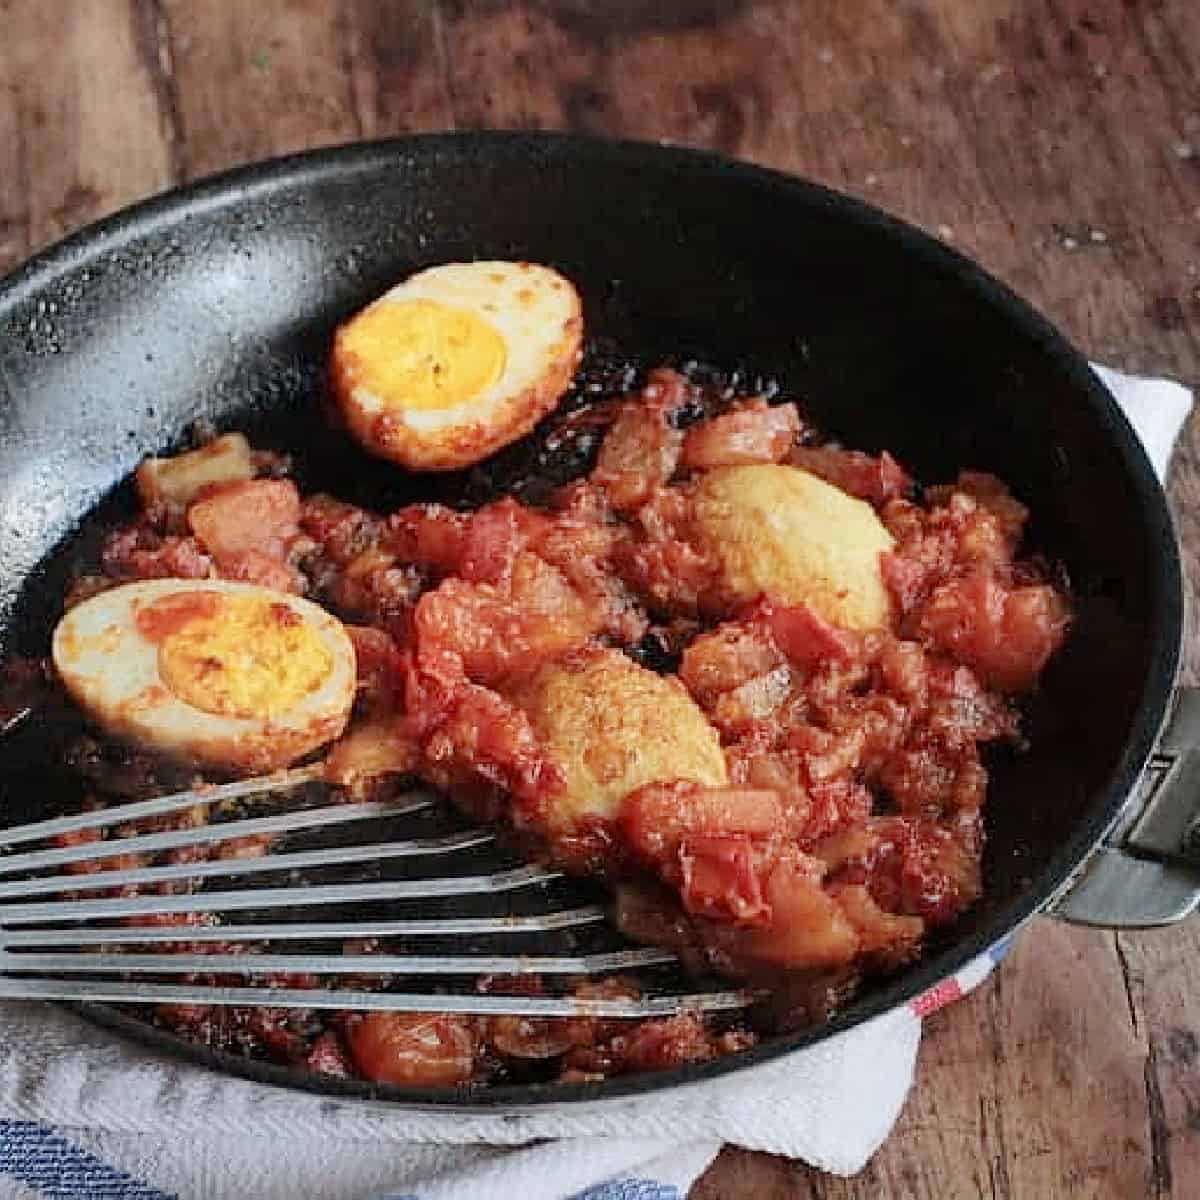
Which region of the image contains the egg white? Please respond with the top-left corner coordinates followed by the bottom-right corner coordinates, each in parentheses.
top-left (52, 578), bottom-right (357, 774)
top-left (332, 260), bottom-right (583, 470)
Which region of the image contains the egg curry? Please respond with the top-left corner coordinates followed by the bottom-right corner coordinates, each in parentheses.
top-left (34, 260), bottom-right (1071, 1088)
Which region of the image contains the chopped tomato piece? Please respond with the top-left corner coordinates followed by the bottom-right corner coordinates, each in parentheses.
top-left (620, 781), bottom-right (784, 860)
top-left (489, 1016), bottom-right (583, 1060)
top-left (838, 816), bottom-right (981, 927)
top-left (421, 679), bottom-right (563, 813)
top-left (345, 625), bottom-right (405, 708)
top-left (215, 834), bottom-right (274, 861)
top-left (679, 619), bottom-right (784, 704)
top-left (876, 637), bottom-right (930, 711)
top-left (927, 471), bottom-right (1028, 545)
top-left (828, 882), bottom-right (924, 961)
top-left (346, 1012), bottom-right (475, 1086)
top-left (399, 645), bottom-right (467, 740)
top-left (52, 826), bottom-right (102, 876)
top-left (919, 572), bottom-right (1069, 693)
top-left (727, 743), bottom-right (809, 805)
top-left (384, 503), bottom-right (469, 575)
top-left (187, 478), bottom-right (301, 563)
top-left (880, 550), bottom-right (929, 617)
top-left (763, 601), bottom-right (862, 672)
top-left (300, 494), bottom-right (381, 564)
top-left (101, 526), bottom-right (213, 580)
top-left (306, 1032), bottom-right (353, 1077)
top-left (788, 445), bottom-right (912, 505)
top-left (803, 777), bottom-right (873, 842)
top-left (457, 498), bottom-right (552, 586)
top-left (614, 536), bottom-right (717, 617)
top-left (896, 823), bottom-right (982, 925)
top-left (714, 850), bottom-right (860, 969)
top-left (214, 548), bottom-right (304, 593)
top-left (616, 1014), bottom-right (718, 1070)
top-left (414, 551), bottom-right (602, 687)
top-left (678, 834), bottom-right (770, 924)
top-left (592, 369), bottom-right (690, 510)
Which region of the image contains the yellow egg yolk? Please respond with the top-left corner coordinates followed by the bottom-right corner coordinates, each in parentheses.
top-left (339, 298), bottom-right (506, 411)
top-left (157, 595), bottom-right (333, 718)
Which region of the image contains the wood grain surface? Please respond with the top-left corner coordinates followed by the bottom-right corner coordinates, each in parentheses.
top-left (2, 2), bottom-right (1199, 1196)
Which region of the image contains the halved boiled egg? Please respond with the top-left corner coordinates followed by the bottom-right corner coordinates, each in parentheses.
top-left (510, 648), bottom-right (728, 834)
top-left (690, 464), bottom-right (895, 630)
top-left (330, 261), bottom-right (583, 471)
top-left (52, 579), bottom-right (356, 774)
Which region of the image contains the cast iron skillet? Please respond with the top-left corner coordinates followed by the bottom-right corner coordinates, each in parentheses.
top-left (0, 133), bottom-right (1182, 1110)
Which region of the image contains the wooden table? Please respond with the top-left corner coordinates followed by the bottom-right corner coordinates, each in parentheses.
top-left (2, 2), bottom-right (1198, 1195)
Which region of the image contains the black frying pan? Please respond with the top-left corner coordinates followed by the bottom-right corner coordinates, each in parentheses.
top-left (0, 133), bottom-right (1182, 1110)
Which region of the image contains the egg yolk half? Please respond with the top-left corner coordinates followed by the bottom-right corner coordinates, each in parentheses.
top-left (339, 298), bottom-right (506, 411)
top-left (153, 594), bottom-right (332, 719)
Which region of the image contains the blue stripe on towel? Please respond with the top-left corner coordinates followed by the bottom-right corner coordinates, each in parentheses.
top-left (570, 1181), bottom-right (680, 1200)
top-left (0, 1121), bottom-right (177, 1200)
top-left (378, 1180), bottom-right (678, 1200)
top-left (989, 934), bottom-right (1015, 964)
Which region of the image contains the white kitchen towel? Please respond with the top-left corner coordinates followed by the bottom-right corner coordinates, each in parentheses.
top-left (0, 364), bottom-right (1190, 1200)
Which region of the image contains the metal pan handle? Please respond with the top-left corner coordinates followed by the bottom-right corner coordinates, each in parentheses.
top-left (1048, 687), bottom-right (1200, 928)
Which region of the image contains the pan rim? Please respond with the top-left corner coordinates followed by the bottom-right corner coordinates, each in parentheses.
top-left (0, 130), bottom-right (1183, 1109)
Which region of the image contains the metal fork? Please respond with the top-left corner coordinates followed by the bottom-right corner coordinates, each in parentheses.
top-left (0, 766), bottom-right (753, 1019)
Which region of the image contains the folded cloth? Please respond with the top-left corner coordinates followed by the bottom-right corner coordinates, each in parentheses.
top-left (0, 365), bottom-right (1190, 1200)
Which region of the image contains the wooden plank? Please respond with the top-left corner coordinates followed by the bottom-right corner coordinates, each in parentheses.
top-left (1117, 923), bottom-right (1200, 1199)
top-left (694, 921), bottom-right (1153, 1199)
top-left (978, 923), bottom-right (1153, 1199)
top-left (342, 0), bottom-right (454, 137)
top-left (159, 0), bottom-right (360, 179)
top-left (159, 1), bottom-right (456, 176)
top-left (0, 0), bottom-right (174, 271)
top-left (0, 23), bottom-right (28, 274)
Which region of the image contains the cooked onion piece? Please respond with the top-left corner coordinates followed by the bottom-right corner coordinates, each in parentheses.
top-left (135, 432), bottom-right (254, 512)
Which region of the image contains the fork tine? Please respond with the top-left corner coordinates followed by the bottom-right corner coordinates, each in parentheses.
top-left (0, 948), bottom-right (677, 975)
top-left (0, 764), bottom-right (326, 846)
top-left (0, 906), bottom-right (611, 945)
top-left (0, 976), bottom-right (756, 1016)
top-left (0, 866), bottom-right (561, 924)
top-left (0, 829), bottom-right (494, 899)
top-left (0, 794), bottom-right (433, 876)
